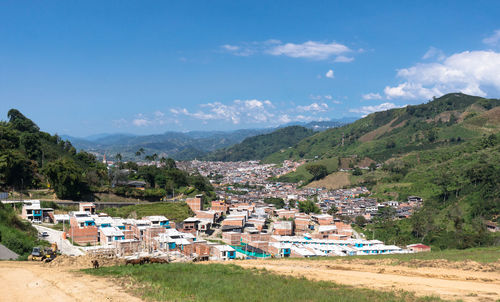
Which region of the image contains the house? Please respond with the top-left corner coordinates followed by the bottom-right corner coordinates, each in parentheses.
top-left (311, 214), bottom-right (333, 225)
top-left (79, 202), bottom-right (96, 215)
top-left (210, 245), bottom-right (236, 261)
top-left (143, 216), bottom-right (171, 229)
top-left (21, 200), bottom-right (54, 223)
top-left (268, 242), bottom-right (291, 257)
top-left (181, 217), bottom-right (200, 233)
top-left (314, 225), bottom-right (337, 239)
top-left (485, 221), bottom-right (499, 232)
top-left (100, 226), bottom-right (125, 245)
top-left (68, 211), bottom-right (98, 245)
top-left (222, 231), bottom-right (241, 245)
top-left (407, 243), bottom-right (431, 253)
top-left (211, 200), bottom-right (229, 213)
top-left (273, 221), bottom-right (293, 236)
top-left (186, 195), bottom-right (204, 211)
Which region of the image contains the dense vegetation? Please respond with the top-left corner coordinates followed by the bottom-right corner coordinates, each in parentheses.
top-left (204, 126), bottom-right (314, 161)
top-left (84, 263), bottom-right (440, 302)
top-left (0, 109), bottom-right (215, 201)
top-left (0, 202), bottom-right (48, 259)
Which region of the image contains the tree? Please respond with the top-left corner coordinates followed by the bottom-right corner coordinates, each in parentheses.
top-left (305, 164), bottom-right (328, 181)
top-left (264, 197), bottom-right (285, 209)
top-left (352, 167), bottom-right (363, 176)
top-left (376, 206), bottom-right (396, 221)
top-left (115, 153), bottom-right (122, 162)
top-left (298, 200), bottom-right (321, 214)
top-left (7, 109), bottom-right (40, 133)
top-left (0, 150), bottom-right (36, 190)
top-left (355, 215), bottom-right (367, 227)
top-left (43, 159), bottom-right (89, 200)
top-left (20, 133), bottom-right (41, 161)
top-left (327, 205), bottom-right (338, 216)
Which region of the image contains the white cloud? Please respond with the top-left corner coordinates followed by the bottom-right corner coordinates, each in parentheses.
top-left (132, 118), bottom-right (150, 127)
top-left (324, 95), bottom-right (332, 100)
top-left (297, 102), bottom-right (329, 112)
top-left (362, 93), bottom-right (382, 100)
top-left (171, 99), bottom-right (275, 124)
top-left (483, 29), bottom-right (500, 46)
top-left (222, 40), bottom-right (353, 61)
top-left (334, 55), bottom-right (355, 63)
top-left (268, 41), bottom-right (350, 60)
top-left (331, 100), bottom-right (342, 104)
top-left (349, 103), bottom-right (400, 116)
top-left (325, 69), bottom-right (334, 78)
top-left (422, 47), bottom-right (445, 61)
top-left (383, 50), bottom-right (500, 100)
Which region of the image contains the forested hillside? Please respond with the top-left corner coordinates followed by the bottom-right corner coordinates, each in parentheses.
top-left (204, 126), bottom-right (314, 161)
top-left (0, 109), bottom-right (215, 201)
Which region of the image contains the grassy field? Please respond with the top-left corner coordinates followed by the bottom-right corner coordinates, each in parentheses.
top-left (84, 263), bottom-right (441, 302)
top-left (98, 202), bottom-right (193, 222)
top-left (289, 246), bottom-right (500, 264)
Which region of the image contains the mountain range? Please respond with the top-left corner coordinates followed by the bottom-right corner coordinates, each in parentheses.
top-left (62, 119), bottom-right (353, 161)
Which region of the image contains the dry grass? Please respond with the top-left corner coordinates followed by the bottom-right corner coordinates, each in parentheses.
top-left (307, 171), bottom-right (351, 189)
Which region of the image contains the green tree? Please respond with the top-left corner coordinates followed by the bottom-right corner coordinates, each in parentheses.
top-left (327, 205), bottom-right (338, 216)
top-left (0, 150), bottom-right (36, 190)
top-left (264, 197), bottom-right (285, 209)
top-left (44, 159), bottom-right (89, 200)
top-left (7, 109), bottom-right (40, 133)
top-left (355, 215), bottom-right (367, 227)
top-left (305, 164), bottom-right (328, 181)
top-left (298, 200), bottom-right (321, 214)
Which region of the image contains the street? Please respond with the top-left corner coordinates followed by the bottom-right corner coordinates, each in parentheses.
top-left (33, 225), bottom-right (84, 256)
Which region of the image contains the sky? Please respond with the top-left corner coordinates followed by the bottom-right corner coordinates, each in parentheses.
top-left (1, 1), bottom-right (500, 136)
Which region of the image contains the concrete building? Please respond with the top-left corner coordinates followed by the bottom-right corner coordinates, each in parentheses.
top-left (186, 195), bottom-right (204, 212)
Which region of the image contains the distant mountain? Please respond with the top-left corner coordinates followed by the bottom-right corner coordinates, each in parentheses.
top-left (62, 120), bottom-right (351, 161)
top-left (62, 128), bottom-right (275, 161)
top-left (203, 126), bottom-right (315, 162)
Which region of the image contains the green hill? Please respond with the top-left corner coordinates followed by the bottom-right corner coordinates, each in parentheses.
top-left (204, 126), bottom-right (314, 161)
top-left (273, 93), bottom-right (500, 249)
top-left (266, 93), bottom-right (500, 163)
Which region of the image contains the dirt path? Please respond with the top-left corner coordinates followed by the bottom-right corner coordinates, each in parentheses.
top-left (0, 261), bottom-right (142, 302)
top-left (233, 259), bottom-right (500, 302)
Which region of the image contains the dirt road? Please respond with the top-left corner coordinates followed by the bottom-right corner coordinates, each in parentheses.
top-left (233, 259), bottom-right (500, 302)
top-left (0, 261), bottom-right (142, 302)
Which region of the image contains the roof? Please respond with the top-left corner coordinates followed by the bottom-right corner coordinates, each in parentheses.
top-left (318, 225), bottom-right (337, 232)
top-left (0, 243), bottom-right (19, 260)
top-left (100, 227), bottom-right (125, 237)
top-left (143, 216), bottom-right (169, 222)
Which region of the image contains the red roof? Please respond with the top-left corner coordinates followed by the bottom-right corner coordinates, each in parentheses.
top-left (410, 244), bottom-right (430, 249)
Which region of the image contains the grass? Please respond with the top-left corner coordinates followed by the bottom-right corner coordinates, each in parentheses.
top-left (84, 263), bottom-right (441, 302)
top-left (287, 246), bottom-right (500, 264)
top-left (98, 202), bottom-right (194, 222)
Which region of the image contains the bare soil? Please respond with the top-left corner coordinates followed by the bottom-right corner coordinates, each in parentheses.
top-left (306, 171), bottom-right (351, 189)
top-left (0, 261), bottom-right (142, 302)
top-left (232, 258), bottom-right (500, 302)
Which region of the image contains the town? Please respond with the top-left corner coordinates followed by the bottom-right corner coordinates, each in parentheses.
top-left (10, 158), bottom-right (430, 262)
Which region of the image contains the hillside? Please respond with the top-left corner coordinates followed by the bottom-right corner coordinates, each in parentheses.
top-left (0, 202), bottom-right (48, 259)
top-left (0, 109), bottom-right (216, 202)
top-left (266, 93), bottom-right (500, 163)
top-left (273, 93), bottom-right (500, 249)
top-left (203, 126), bottom-right (315, 162)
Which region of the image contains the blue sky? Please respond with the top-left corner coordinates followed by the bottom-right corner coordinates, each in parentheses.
top-left (1, 1), bottom-right (500, 136)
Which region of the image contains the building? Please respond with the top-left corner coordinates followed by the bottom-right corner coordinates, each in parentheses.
top-left (273, 221), bottom-right (293, 236)
top-left (186, 194), bottom-right (204, 212)
top-left (68, 211), bottom-right (98, 245)
top-left (407, 243), bottom-right (431, 253)
top-left (21, 200), bottom-right (54, 223)
top-left (79, 202), bottom-right (96, 215)
top-left (100, 226), bottom-right (125, 245)
top-left (210, 245), bottom-right (236, 261)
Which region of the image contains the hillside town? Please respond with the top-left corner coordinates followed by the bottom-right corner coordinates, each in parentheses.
top-left (13, 192), bottom-right (429, 262)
